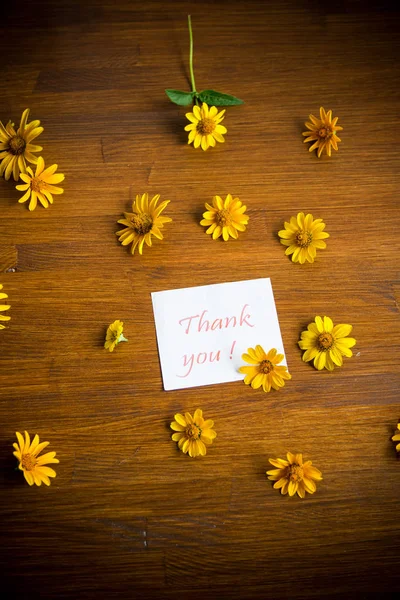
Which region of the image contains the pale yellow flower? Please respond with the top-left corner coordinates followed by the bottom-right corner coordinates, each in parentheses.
top-left (0, 284), bottom-right (11, 330)
top-left (13, 431), bottom-right (59, 486)
top-left (200, 194), bottom-right (249, 241)
top-left (0, 108), bottom-right (43, 180)
top-left (170, 409), bottom-right (216, 457)
top-left (278, 212), bottom-right (329, 264)
top-left (392, 423), bottom-right (400, 452)
top-left (104, 320), bottom-right (128, 352)
top-left (267, 452), bottom-right (322, 498)
top-left (16, 156), bottom-right (64, 211)
top-left (116, 193), bottom-right (172, 255)
top-left (298, 316), bottom-right (356, 371)
top-left (185, 102), bottom-right (227, 150)
top-left (239, 346), bottom-right (291, 392)
top-left (302, 107), bottom-right (343, 157)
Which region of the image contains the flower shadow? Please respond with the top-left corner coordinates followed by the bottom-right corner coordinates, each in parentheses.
top-left (99, 325), bottom-right (109, 349)
top-left (165, 110), bottom-right (189, 145)
top-left (192, 206), bottom-right (205, 226)
top-left (1, 443), bottom-right (24, 485)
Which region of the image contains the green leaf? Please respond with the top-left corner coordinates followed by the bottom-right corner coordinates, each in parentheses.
top-left (165, 89), bottom-right (194, 106)
top-left (197, 89), bottom-right (244, 106)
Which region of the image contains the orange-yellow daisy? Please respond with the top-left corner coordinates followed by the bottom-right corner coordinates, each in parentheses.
top-left (185, 102), bottom-right (227, 150)
top-left (16, 156), bottom-right (64, 211)
top-left (302, 107), bottom-right (343, 157)
top-left (299, 316), bottom-right (356, 371)
top-left (0, 108), bottom-right (43, 181)
top-left (278, 212), bottom-right (329, 264)
top-left (116, 193), bottom-right (172, 255)
top-left (13, 430), bottom-right (59, 486)
top-left (170, 409), bottom-right (216, 457)
top-left (200, 194), bottom-right (249, 241)
top-left (104, 320), bottom-right (128, 352)
top-left (239, 346), bottom-right (291, 392)
top-left (267, 452), bottom-right (322, 498)
top-left (392, 424), bottom-right (400, 452)
top-left (0, 284), bottom-right (11, 330)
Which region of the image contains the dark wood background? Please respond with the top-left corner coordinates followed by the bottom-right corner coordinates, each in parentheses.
top-left (1, 0), bottom-right (399, 598)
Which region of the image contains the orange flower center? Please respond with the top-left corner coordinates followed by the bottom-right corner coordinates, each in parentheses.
top-left (196, 118), bottom-right (216, 135)
top-left (130, 213), bottom-right (153, 235)
top-left (288, 463), bottom-right (304, 482)
top-left (215, 209), bottom-right (231, 226)
top-left (296, 231), bottom-right (312, 248)
top-left (21, 453), bottom-right (36, 471)
top-left (318, 126), bottom-right (332, 139)
top-left (259, 359), bottom-right (274, 374)
top-left (9, 135), bottom-right (26, 155)
top-left (186, 424), bottom-right (201, 439)
top-left (31, 177), bottom-right (44, 193)
top-left (317, 332), bottom-right (334, 351)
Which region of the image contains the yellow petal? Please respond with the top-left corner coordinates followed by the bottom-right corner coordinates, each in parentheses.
top-left (35, 156), bottom-right (45, 176)
top-left (314, 351), bottom-right (326, 370)
top-left (29, 191), bottom-right (38, 211)
top-left (24, 431), bottom-right (31, 452)
top-left (174, 413), bottom-right (186, 427)
top-left (44, 184), bottom-right (63, 195)
top-left (40, 163), bottom-right (58, 178)
top-left (170, 422), bottom-right (185, 432)
top-left (193, 134), bottom-right (201, 149)
top-left (36, 466), bottom-right (57, 478)
top-left (193, 408), bottom-right (203, 422)
top-left (314, 316), bottom-right (324, 333)
top-left (24, 471), bottom-right (34, 486)
top-left (193, 105), bottom-right (201, 120)
top-left (44, 173), bottom-right (64, 184)
top-left (16, 431), bottom-right (25, 452)
top-left (18, 189), bottom-right (32, 204)
top-left (185, 112), bottom-right (198, 124)
top-left (332, 324), bottom-right (352, 338)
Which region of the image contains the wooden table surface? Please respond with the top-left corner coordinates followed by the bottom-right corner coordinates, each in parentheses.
top-left (1, 0), bottom-right (399, 598)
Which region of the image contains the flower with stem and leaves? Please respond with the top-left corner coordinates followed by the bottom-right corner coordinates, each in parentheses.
top-left (165, 16), bottom-right (244, 108)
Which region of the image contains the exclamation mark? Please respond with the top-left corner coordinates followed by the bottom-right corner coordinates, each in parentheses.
top-left (230, 340), bottom-right (236, 359)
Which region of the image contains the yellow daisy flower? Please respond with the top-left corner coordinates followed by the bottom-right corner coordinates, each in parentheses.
top-left (16, 156), bottom-right (64, 211)
top-left (278, 212), bottom-right (329, 264)
top-left (392, 424), bottom-right (400, 452)
top-left (0, 108), bottom-right (43, 181)
top-left (302, 107), bottom-right (343, 157)
top-left (170, 409), bottom-right (216, 458)
top-left (13, 430), bottom-right (59, 486)
top-left (117, 193), bottom-right (172, 255)
top-left (299, 316), bottom-right (356, 371)
top-left (185, 102), bottom-right (227, 150)
top-left (267, 452), bottom-right (322, 498)
top-left (200, 194), bottom-right (249, 241)
top-left (239, 346), bottom-right (291, 393)
top-left (104, 320), bottom-right (128, 352)
top-left (0, 284), bottom-right (11, 330)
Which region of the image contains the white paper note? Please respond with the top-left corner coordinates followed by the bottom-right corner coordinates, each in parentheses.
top-left (151, 278), bottom-right (287, 391)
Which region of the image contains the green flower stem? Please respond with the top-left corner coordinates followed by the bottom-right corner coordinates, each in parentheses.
top-left (188, 15), bottom-right (199, 104)
top-left (118, 334), bottom-right (128, 343)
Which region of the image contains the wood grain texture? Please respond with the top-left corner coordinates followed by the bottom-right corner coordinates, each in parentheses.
top-left (0, 0), bottom-right (399, 598)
